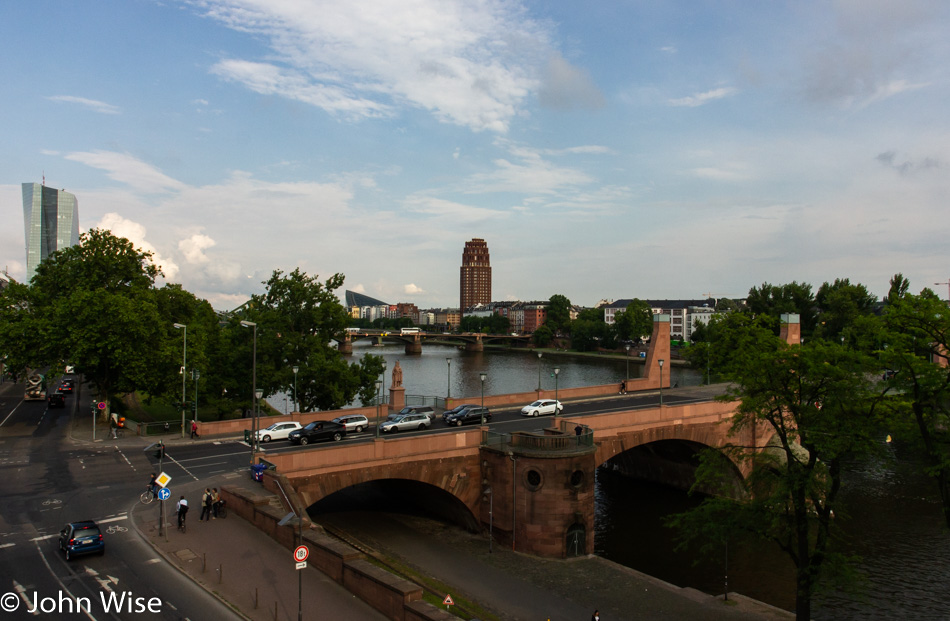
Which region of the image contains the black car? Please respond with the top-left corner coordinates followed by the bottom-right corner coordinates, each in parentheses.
top-left (442, 403), bottom-right (479, 423)
top-left (59, 521), bottom-right (104, 560)
top-left (444, 406), bottom-right (492, 426)
top-left (60, 378), bottom-right (75, 393)
top-left (48, 391), bottom-right (66, 408)
top-left (288, 420), bottom-right (347, 445)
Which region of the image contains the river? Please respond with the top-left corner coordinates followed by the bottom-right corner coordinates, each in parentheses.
top-left (346, 341), bottom-right (950, 618)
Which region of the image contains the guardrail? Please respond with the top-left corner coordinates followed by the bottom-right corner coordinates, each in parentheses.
top-left (138, 420), bottom-right (184, 436)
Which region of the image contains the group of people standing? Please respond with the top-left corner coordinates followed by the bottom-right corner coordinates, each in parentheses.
top-left (175, 487), bottom-right (222, 529)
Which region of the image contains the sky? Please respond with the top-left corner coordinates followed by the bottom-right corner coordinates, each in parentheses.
top-left (2, 0), bottom-right (949, 310)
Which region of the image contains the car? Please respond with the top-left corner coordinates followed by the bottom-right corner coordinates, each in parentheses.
top-left (255, 421), bottom-right (303, 443)
top-left (48, 391), bottom-right (66, 408)
top-left (397, 405), bottom-right (434, 417)
top-left (442, 403), bottom-right (479, 423)
top-left (59, 520), bottom-right (104, 560)
top-left (332, 414), bottom-right (369, 433)
top-left (379, 412), bottom-right (431, 433)
top-left (60, 378), bottom-right (75, 393)
top-left (520, 399), bottom-right (563, 417)
top-left (288, 421), bottom-right (347, 445)
top-left (444, 406), bottom-right (492, 426)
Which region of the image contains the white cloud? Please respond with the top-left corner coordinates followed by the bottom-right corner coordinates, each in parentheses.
top-left (194, 0), bottom-right (553, 132)
top-left (46, 95), bottom-right (121, 115)
top-left (179, 234), bottom-right (216, 264)
top-left (668, 87), bottom-right (737, 107)
top-left (537, 54), bottom-right (605, 110)
top-left (403, 283), bottom-right (425, 295)
top-left (94, 213), bottom-right (180, 280)
top-left (64, 150), bottom-right (186, 194)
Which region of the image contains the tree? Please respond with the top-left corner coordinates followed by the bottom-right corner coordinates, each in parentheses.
top-left (532, 325), bottom-right (553, 347)
top-left (670, 322), bottom-right (887, 621)
top-left (545, 294), bottom-right (572, 335)
top-left (245, 269), bottom-right (382, 411)
top-left (882, 287), bottom-right (950, 528)
top-left (0, 230), bottom-right (166, 421)
top-left (746, 282), bottom-right (817, 335)
top-left (715, 298), bottom-right (739, 313)
top-left (612, 299), bottom-right (652, 343)
top-left (813, 278), bottom-right (877, 343)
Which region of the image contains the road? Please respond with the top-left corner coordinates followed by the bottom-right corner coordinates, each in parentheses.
top-left (0, 380), bottom-right (238, 620)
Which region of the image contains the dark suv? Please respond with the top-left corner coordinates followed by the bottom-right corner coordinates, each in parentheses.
top-left (288, 420), bottom-right (347, 445)
top-left (442, 403), bottom-right (479, 423)
top-left (444, 406), bottom-right (492, 426)
top-left (59, 521), bottom-right (104, 560)
top-left (48, 391), bottom-right (66, 408)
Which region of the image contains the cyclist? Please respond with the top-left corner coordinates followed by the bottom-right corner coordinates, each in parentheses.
top-left (176, 496), bottom-right (189, 530)
top-left (148, 473), bottom-right (158, 498)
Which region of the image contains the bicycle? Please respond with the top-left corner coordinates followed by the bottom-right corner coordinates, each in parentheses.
top-left (177, 510), bottom-right (187, 533)
top-left (215, 500), bottom-right (227, 519)
top-left (140, 487), bottom-right (155, 505)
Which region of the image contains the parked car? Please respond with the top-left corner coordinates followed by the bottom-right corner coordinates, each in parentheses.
top-left (48, 391), bottom-right (66, 408)
top-left (520, 399), bottom-right (563, 417)
top-left (332, 414), bottom-right (369, 433)
top-left (288, 421), bottom-right (347, 445)
top-left (442, 403), bottom-right (479, 423)
top-left (444, 406), bottom-right (492, 426)
top-left (379, 412), bottom-right (432, 433)
top-left (255, 421), bottom-right (303, 443)
top-left (59, 520), bottom-right (104, 560)
top-left (397, 405), bottom-right (434, 417)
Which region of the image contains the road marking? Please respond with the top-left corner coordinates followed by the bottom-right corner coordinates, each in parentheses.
top-left (97, 515), bottom-right (129, 525)
top-left (31, 534), bottom-right (57, 542)
top-left (162, 453), bottom-right (200, 481)
top-left (0, 542), bottom-right (15, 549)
top-left (173, 450), bottom-right (253, 463)
top-left (144, 558), bottom-right (162, 565)
top-left (13, 579), bottom-right (39, 616)
top-left (34, 541), bottom-right (100, 621)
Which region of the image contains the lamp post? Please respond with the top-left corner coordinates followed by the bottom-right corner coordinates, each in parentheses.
top-left (381, 360), bottom-right (388, 417)
top-left (192, 369), bottom-right (199, 424)
top-left (537, 352), bottom-right (542, 391)
top-left (658, 358), bottom-right (665, 407)
top-left (479, 372), bottom-right (487, 424)
top-left (706, 344), bottom-right (711, 385)
top-left (553, 367), bottom-right (560, 413)
top-left (292, 365), bottom-right (299, 413)
top-left (240, 320), bottom-right (258, 460)
top-left (375, 379), bottom-right (383, 438)
top-left (446, 358), bottom-right (451, 401)
top-left (625, 344), bottom-right (630, 387)
top-left (173, 323), bottom-right (187, 438)
top-left (483, 486), bottom-right (493, 554)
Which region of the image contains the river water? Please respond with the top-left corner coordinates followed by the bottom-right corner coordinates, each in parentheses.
top-left (347, 341), bottom-right (950, 618)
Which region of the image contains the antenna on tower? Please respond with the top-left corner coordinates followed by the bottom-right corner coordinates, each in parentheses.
top-left (42, 171), bottom-right (45, 186)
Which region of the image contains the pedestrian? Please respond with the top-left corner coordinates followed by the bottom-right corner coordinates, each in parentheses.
top-left (199, 488), bottom-right (213, 521)
top-left (211, 488), bottom-right (220, 518)
top-left (591, 610), bottom-right (600, 621)
top-left (110, 416), bottom-right (118, 439)
top-left (176, 495), bottom-right (189, 529)
top-left (190, 420), bottom-right (199, 439)
top-left (148, 473), bottom-right (158, 498)
top-left (574, 424), bottom-right (583, 436)
top-left (619, 381), bottom-right (626, 395)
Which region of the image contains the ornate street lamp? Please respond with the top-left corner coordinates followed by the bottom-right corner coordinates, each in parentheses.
top-left (658, 358), bottom-right (665, 407)
top-left (479, 372), bottom-right (487, 424)
top-left (240, 320), bottom-right (258, 461)
top-left (375, 379), bottom-right (383, 438)
top-left (292, 365), bottom-right (299, 413)
top-left (553, 367), bottom-right (560, 414)
top-left (446, 358), bottom-right (451, 400)
top-left (537, 352), bottom-right (542, 391)
top-left (173, 323), bottom-right (187, 438)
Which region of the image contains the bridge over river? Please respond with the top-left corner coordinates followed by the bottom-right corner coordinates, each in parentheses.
top-left (337, 328), bottom-right (532, 354)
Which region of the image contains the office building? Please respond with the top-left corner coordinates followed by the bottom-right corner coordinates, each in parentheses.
top-left (460, 238), bottom-right (491, 315)
top-left (22, 183), bottom-right (79, 280)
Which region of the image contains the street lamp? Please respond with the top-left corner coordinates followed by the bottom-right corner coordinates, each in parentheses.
top-left (446, 358), bottom-right (451, 401)
top-left (192, 369), bottom-right (199, 424)
top-left (375, 379), bottom-right (383, 438)
top-left (173, 323), bottom-right (187, 438)
top-left (658, 358), bottom-right (665, 407)
top-left (381, 360), bottom-right (388, 416)
top-left (625, 344), bottom-right (630, 387)
top-left (479, 372), bottom-right (487, 424)
top-left (292, 365), bottom-right (299, 413)
top-left (483, 486), bottom-right (493, 554)
top-left (240, 320), bottom-right (258, 460)
top-left (553, 367), bottom-right (560, 414)
top-left (537, 352), bottom-right (542, 391)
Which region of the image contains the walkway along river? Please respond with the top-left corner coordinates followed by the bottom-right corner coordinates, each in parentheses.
top-left (345, 341), bottom-right (950, 618)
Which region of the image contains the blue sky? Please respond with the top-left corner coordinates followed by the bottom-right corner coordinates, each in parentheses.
top-left (2, 0), bottom-right (949, 309)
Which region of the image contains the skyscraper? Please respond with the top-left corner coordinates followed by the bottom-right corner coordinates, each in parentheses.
top-left (22, 183), bottom-right (80, 280)
top-left (460, 238), bottom-right (491, 314)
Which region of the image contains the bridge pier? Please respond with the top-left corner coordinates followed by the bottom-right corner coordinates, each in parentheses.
top-left (465, 340), bottom-right (484, 352)
top-left (404, 337), bottom-right (422, 355)
top-left (338, 338), bottom-right (353, 354)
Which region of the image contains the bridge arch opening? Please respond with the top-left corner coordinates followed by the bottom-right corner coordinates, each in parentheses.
top-left (599, 439), bottom-right (743, 495)
top-left (306, 477), bottom-right (479, 532)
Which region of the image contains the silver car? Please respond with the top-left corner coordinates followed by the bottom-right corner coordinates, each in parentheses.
top-left (379, 412), bottom-right (432, 433)
top-left (332, 414), bottom-right (369, 433)
top-left (520, 399), bottom-right (563, 417)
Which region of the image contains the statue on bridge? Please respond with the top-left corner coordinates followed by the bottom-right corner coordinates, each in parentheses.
top-left (392, 361), bottom-right (403, 388)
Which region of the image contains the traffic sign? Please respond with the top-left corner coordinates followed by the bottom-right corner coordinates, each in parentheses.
top-left (296, 561), bottom-right (307, 570)
top-left (158, 488), bottom-right (171, 501)
top-left (156, 472), bottom-right (172, 488)
top-left (443, 595), bottom-right (454, 606)
top-left (97, 402), bottom-right (106, 410)
top-left (293, 545), bottom-right (309, 562)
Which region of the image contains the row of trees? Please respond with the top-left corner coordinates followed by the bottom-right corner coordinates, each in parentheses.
top-left (0, 230), bottom-right (383, 422)
top-left (672, 275), bottom-right (950, 620)
top-left (534, 294), bottom-right (653, 350)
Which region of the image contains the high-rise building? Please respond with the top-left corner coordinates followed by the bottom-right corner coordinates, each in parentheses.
top-left (22, 183), bottom-right (80, 280)
top-left (460, 238), bottom-right (491, 315)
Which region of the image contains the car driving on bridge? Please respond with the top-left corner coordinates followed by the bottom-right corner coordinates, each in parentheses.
top-left (379, 412), bottom-right (431, 433)
top-left (520, 399), bottom-right (563, 417)
top-left (288, 420), bottom-right (347, 445)
top-left (444, 406), bottom-right (491, 426)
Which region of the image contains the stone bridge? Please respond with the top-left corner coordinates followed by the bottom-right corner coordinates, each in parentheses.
top-left (337, 329), bottom-right (532, 354)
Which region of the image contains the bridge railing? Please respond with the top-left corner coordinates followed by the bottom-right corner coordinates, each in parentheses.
top-left (482, 428), bottom-right (594, 453)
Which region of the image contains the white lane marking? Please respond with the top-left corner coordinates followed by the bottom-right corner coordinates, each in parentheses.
top-left (0, 542), bottom-right (15, 549)
top-left (13, 579), bottom-right (39, 616)
top-left (34, 541), bottom-right (100, 621)
top-left (31, 534), bottom-right (57, 542)
top-left (183, 461), bottom-right (228, 468)
top-left (162, 453), bottom-right (200, 481)
top-left (144, 558), bottom-right (162, 565)
top-left (0, 401), bottom-right (24, 427)
top-left (172, 450), bottom-right (254, 463)
top-left (97, 515), bottom-right (128, 525)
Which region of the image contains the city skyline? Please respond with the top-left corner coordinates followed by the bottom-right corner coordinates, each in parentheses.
top-left (2, 1), bottom-right (949, 309)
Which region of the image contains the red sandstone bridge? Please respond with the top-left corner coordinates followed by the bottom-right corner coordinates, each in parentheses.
top-left (337, 329), bottom-right (532, 354)
top-left (228, 314), bottom-right (800, 560)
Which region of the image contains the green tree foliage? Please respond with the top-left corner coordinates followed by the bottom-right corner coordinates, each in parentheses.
top-left (245, 269), bottom-right (382, 411)
top-left (813, 278), bottom-right (878, 343)
top-left (670, 325), bottom-right (887, 621)
top-left (881, 286), bottom-right (950, 528)
top-left (532, 324), bottom-right (553, 347)
top-left (459, 313), bottom-right (510, 334)
top-left (0, 229), bottom-right (165, 420)
top-left (545, 294), bottom-right (572, 334)
top-left (746, 281), bottom-right (817, 334)
top-left (569, 307), bottom-right (612, 351)
top-left (714, 297), bottom-right (739, 312)
top-left (612, 299), bottom-right (652, 343)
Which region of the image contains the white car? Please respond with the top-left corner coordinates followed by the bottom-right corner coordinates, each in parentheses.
top-left (255, 421), bottom-right (303, 442)
top-left (331, 414), bottom-right (369, 433)
top-left (520, 399), bottom-right (563, 417)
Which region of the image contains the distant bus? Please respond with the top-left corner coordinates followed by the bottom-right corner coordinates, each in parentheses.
top-left (345, 327), bottom-right (361, 334)
top-left (400, 328), bottom-right (421, 335)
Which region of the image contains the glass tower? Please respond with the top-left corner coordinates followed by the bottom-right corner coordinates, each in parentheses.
top-left (22, 183), bottom-right (80, 280)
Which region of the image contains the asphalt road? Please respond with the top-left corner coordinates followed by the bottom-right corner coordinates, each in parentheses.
top-left (0, 380), bottom-right (238, 620)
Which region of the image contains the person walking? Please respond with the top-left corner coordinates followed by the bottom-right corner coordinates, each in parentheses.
top-left (190, 420), bottom-right (199, 439)
top-left (148, 473), bottom-right (158, 499)
top-left (176, 496), bottom-right (189, 530)
top-left (211, 488), bottom-right (220, 518)
top-left (199, 488), bottom-right (213, 521)
top-left (591, 610), bottom-right (600, 621)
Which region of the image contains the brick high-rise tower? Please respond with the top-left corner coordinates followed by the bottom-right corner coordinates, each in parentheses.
top-left (460, 238), bottom-right (491, 315)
